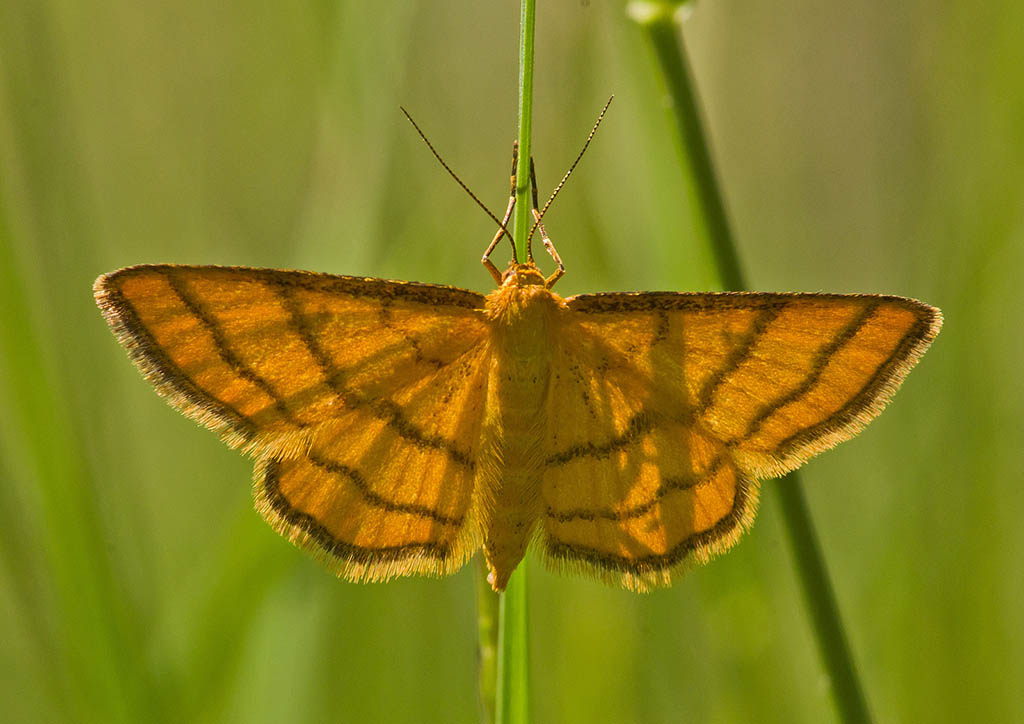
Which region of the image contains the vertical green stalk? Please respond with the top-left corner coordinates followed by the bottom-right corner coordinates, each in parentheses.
top-left (512, 0), bottom-right (536, 263)
top-left (496, 557), bottom-right (531, 724)
top-left (628, 1), bottom-right (747, 290)
top-left (476, 561), bottom-right (498, 723)
top-left (628, 4), bottom-right (874, 723)
top-left (494, 5), bottom-right (535, 724)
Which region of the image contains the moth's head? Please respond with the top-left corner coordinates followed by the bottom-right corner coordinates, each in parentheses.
top-left (501, 261), bottom-right (546, 288)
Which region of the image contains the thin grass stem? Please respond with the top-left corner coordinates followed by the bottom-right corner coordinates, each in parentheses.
top-left (512, 0), bottom-right (536, 264)
top-left (496, 557), bottom-right (531, 724)
top-left (476, 559), bottom-right (499, 723)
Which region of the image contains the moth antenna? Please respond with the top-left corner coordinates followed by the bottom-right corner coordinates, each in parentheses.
top-left (400, 107), bottom-right (514, 242)
top-left (527, 156), bottom-right (540, 263)
top-left (527, 95), bottom-right (614, 246)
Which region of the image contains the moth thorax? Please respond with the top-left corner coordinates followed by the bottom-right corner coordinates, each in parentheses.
top-left (484, 281), bottom-right (563, 331)
top-left (501, 262), bottom-right (546, 288)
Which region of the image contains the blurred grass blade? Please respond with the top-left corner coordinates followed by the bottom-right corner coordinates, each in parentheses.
top-left (0, 203), bottom-right (149, 722)
top-left (0, 190), bottom-right (70, 721)
top-left (0, 8), bottom-right (157, 719)
top-left (175, 509), bottom-right (298, 721)
top-left (628, 3), bottom-right (874, 722)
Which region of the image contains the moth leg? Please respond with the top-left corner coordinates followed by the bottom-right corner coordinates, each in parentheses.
top-left (532, 210), bottom-right (564, 288)
top-left (482, 143), bottom-right (519, 284)
top-left (482, 195), bottom-right (515, 284)
top-left (526, 157), bottom-right (564, 288)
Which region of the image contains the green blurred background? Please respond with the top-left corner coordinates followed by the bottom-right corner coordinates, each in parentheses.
top-left (2, 1), bottom-right (1021, 722)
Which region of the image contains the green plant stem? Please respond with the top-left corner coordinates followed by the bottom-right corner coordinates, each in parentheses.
top-left (496, 558), bottom-right (531, 724)
top-left (630, 2), bottom-right (747, 290)
top-left (494, 4), bottom-right (535, 724)
top-left (513, 0), bottom-right (536, 264)
top-left (774, 479), bottom-right (873, 724)
top-left (629, 4), bottom-right (874, 723)
top-left (476, 559), bottom-right (499, 724)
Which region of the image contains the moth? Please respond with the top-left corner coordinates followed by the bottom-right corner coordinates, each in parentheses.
top-left (95, 115), bottom-right (941, 592)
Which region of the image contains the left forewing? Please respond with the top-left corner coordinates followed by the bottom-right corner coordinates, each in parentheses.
top-left (95, 264), bottom-right (488, 459)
